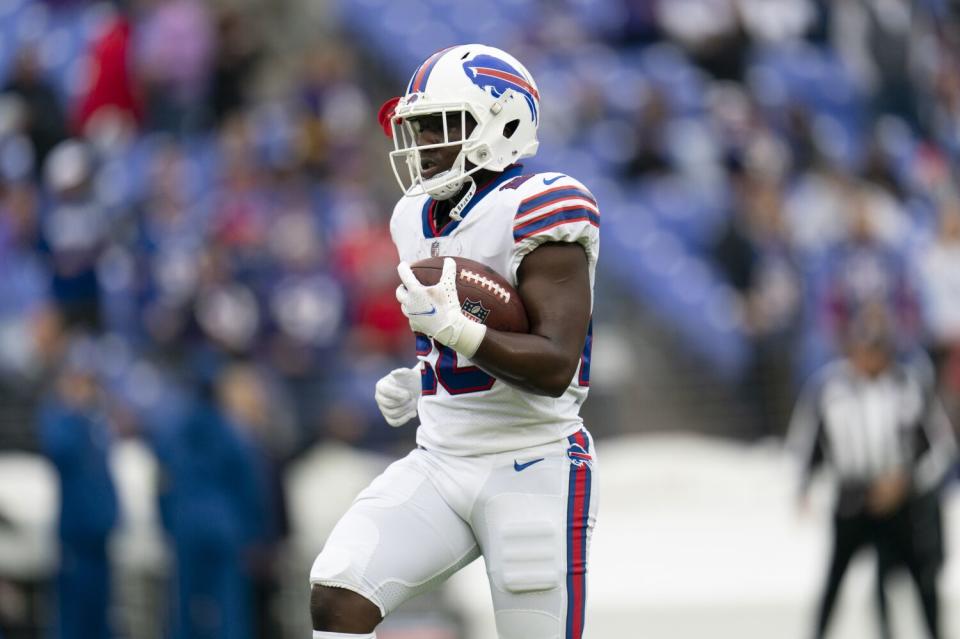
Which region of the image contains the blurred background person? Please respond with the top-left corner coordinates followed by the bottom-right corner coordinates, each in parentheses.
top-left (71, 2), bottom-right (143, 141)
top-left (152, 367), bottom-right (264, 639)
top-left (2, 47), bottom-right (67, 178)
top-left (135, 0), bottom-right (214, 134)
top-left (711, 158), bottom-right (802, 437)
top-left (915, 195), bottom-right (960, 426)
top-left (37, 336), bottom-right (118, 639)
top-left (214, 363), bottom-right (292, 639)
top-left (39, 140), bottom-right (107, 332)
top-left (787, 303), bottom-right (957, 639)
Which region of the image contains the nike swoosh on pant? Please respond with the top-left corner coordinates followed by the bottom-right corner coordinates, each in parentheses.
top-left (514, 458), bottom-right (545, 472)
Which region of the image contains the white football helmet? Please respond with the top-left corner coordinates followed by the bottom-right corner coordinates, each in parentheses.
top-left (388, 44), bottom-right (540, 200)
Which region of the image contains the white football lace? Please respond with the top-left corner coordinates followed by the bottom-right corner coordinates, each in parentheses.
top-left (458, 269), bottom-right (511, 304)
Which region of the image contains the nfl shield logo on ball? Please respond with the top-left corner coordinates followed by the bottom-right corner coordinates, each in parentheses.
top-left (461, 299), bottom-right (490, 324)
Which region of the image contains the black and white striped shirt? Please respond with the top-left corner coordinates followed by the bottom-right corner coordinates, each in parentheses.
top-left (787, 355), bottom-right (956, 503)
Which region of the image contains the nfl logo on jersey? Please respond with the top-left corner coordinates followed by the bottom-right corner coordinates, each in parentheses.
top-left (461, 299), bottom-right (490, 324)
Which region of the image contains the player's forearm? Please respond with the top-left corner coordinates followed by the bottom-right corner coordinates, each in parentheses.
top-left (471, 329), bottom-right (579, 397)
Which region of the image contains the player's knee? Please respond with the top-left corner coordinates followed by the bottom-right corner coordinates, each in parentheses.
top-left (310, 584), bottom-right (381, 633)
top-left (497, 519), bottom-right (561, 594)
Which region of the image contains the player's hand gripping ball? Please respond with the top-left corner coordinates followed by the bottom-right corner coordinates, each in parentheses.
top-left (396, 257), bottom-right (528, 357)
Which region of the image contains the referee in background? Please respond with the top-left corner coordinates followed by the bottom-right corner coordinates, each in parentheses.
top-left (787, 303), bottom-right (957, 639)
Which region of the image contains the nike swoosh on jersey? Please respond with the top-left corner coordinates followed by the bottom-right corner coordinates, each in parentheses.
top-left (542, 175), bottom-right (563, 185)
top-left (409, 307), bottom-right (437, 316)
top-left (514, 458), bottom-right (545, 472)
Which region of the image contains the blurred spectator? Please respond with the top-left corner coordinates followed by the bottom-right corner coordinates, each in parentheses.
top-left (613, 0), bottom-right (662, 45)
top-left (862, 0), bottom-right (919, 125)
top-left (209, 9), bottom-right (261, 126)
top-left (0, 94), bottom-right (34, 184)
top-left (712, 172), bottom-right (802, 434)
top-left (38, 336), bottom-right (118, 639)
top-left (299, 45), bottom-right (371, 178)
top-left (916, 196), bottom-right (960, 430)
top-left (40, 140), bottom-right (107, 331)
top-left (2, 48), bottom-right (67, 176)
top-left (257, 207), bottom-right (346, 435)
top-left (916, 198), bottom-right (960, 368)
top-left (781, 105), bottom-right (824, 176)
top-left (73, 8), bottom-right (143, 139)
top-left (0, 182), bottom-right (50, 382)
top-left (622, 86), bottom-right (673, 179)
top-left (815, 183), bottom-right (918, 349)
top-left (134, 142), bottom-right (207, 349)
top-left (211, 120), bottom-right (269, 256)
top-left (136, 0), bottom-right (215, 133)
top-left (263, 213), bottom-right (343, 360)
top-left (738, 0), bottom-right (817, 43)
top-left (656, 0), bottom-right (750, 81)
top-left (192, 245), bottom-right (261, 356)
top-left (926, 37), bottom-right (960, 153)
top-left (861, 121), bottom-right (907, 199)
top-left (784, 165), bottom-right (857, 256)
top-left (787, 304), bottom-right (956, 639)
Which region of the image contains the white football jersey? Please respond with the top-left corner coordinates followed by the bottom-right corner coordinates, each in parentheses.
top-left (389, 165), bottom-right (600, 455)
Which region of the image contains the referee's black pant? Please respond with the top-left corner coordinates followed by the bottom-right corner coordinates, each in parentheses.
top-left (814, 494), bottom-right (943, 639)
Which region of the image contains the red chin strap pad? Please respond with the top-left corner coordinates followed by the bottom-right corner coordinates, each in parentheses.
top-left (378, 96), bottom-right (401, 139)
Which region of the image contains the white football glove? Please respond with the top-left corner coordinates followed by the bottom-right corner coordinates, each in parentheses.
top-left (374, 366), bottom-right (421, 427)
top-left (396, 257), bottom-right (487, 358)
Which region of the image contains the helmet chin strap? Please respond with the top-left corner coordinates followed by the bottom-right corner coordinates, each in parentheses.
top-left (448, 177), bottom-right (476, 221)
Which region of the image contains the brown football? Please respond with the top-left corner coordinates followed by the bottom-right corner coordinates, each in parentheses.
top-left (409, 256), bottom-right (529, 333)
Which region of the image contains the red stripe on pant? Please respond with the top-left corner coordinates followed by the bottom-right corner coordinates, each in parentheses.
top-left (566, 430), bottom-right (590, 638)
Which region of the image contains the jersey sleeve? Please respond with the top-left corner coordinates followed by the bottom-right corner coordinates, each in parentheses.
top-left (388, 199), bottom-right (406, 250)
top-left (508, 173), bottom-right (601, 281)
top-left (389, 196), bottom-right (424, 261)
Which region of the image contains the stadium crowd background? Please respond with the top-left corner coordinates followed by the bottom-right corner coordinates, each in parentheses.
top-left (0, 0), bottom-right (959, 637)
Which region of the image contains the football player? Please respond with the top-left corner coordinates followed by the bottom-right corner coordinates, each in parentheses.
top-left (309, 44), bottom-right (600, 639)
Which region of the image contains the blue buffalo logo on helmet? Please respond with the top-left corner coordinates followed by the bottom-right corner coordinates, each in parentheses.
top-left (461, 299), bottom-right (491, 324)
top-left (567, 443), bottom-right (593, 468)
top-left (462, 55), bottom-right (539, 124)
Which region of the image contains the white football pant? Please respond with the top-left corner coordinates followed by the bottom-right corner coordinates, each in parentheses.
top-left (310, 429), bottom-right (598, 639)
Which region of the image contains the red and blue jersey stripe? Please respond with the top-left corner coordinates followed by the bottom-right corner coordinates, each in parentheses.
top-left (565, 429), bottom-right (593, 639)
top-left (516, 186), bottom-right (597, 217)
top-left (514, 206), bottom-right (600, 242)
top-left (513, 184), bottom-right (600, 242)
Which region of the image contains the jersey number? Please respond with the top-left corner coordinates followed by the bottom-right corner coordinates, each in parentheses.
top-left (417, 335), bottom-right (495, 395)
top-left (416, 322), bottom-right (592, 395)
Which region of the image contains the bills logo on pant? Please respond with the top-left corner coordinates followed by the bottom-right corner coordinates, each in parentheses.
top-left (567, 443), bottom-right (593, 468)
